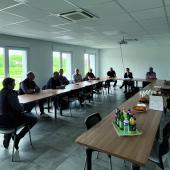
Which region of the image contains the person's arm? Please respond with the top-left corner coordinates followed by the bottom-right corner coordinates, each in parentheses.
top-left (124, 73), bottom-right (127, 78)
top-left (88, 73), bottom-right (96, 80)
top-left (34, 82), bottom-right (40, 92)
top-left (56, 85), bottom-right (65, 89)
top-left (46, 79), bottom-right (51, 89)
top-left (8, 91), bottom-right (24, 113)
top-left (72, 74), bottom-right (75, 83)
top-left (154, 72), bottom-right (157, 79)
top-left (130, 72), bottom-right (133, 79)
top-left (21, 81), bottom-right (34, 94)
top-left (114, 71), bottom-right (116, 77)
top-left (64, 77), bottom-right (69, 85)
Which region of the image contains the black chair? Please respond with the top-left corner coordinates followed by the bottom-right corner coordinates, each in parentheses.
top-left (82, 85), bottom-right (93, 103)
top-left (67, 89), bottom-right (81, 116)
top-left (103, 80), bottom-right (110, 94)
top-left (42, 85), bottom-right (52, 113)
top-left (84, 113), bottom-right (113, 170)
top-left (0, 124), bottom-right (32, 162)
top-left (149, 122), bottom-right (170, 169)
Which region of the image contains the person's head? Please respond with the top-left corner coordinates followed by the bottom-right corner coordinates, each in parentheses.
top-left (149, 67), bottom-right (153, 72)
top-left (89, 68), bottom-right (92, 73)
top-left (27, 71), bottom-right (35, 81)
top-left (2, 77), bottom-right (15, 90)
top-left (53, 71), bottom-right (59, 79)
top-left (110, 67), bottom-right (113, 71)
top-left (75, 68), bottom-right (79, 74)
top-left (126, 68), bottom-right (130, 72)
top-left (59, 69), bottom-right (63, 76)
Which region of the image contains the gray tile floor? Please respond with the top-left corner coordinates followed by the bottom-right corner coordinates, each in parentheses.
top-left (0, 88), bottom-right (170, 170)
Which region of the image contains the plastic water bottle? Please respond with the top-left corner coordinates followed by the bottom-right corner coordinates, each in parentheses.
top-left (124, 118), bottom-right (129, 133)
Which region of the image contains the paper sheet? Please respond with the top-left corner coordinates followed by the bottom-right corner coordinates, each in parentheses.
top-left (149, 96), bottom-right (163, 111)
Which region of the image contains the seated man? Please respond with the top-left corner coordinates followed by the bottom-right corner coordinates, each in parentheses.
top-left (59, 68), bottom-right (69, 85)
top-left (143, 67), bottom-right (157, 88)
top-left (146, 67), bottom-right (157, 80)
top-left (85, 68), bottom-right (98, 80)
top-left (107, 67), bottom-right (117, 87)
top-left (46, 71), bottom-right (65, 109)
top-left (0, 78), bottom-right (37, 150)
top-left (19, 71), bottom-right (46, 117)
top-left (46, 71), bottom-right (65, 89)
top-left (120, 68), bottom-right (134, 93)
top-left (72, 68), bottom-right (82, 83)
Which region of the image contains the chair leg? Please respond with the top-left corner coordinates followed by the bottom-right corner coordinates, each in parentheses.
top-left (69, 102), bottom-right (72, 117)
top-left (34, 105), bottom-right (38, 115)
top-left (12, 133), bottom-right (16, 162)
top-left (96, 152), bottom-right (99, 159)
top-left (108, 155), bottom-right (113, 170)
top-left (84, 159), bottom-right (87, 170)
top-left (28, 126), bottom-right (33, 147)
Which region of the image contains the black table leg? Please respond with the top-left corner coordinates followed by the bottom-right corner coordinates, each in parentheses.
top-left (86, 148), bottom-right (92, 170)
top-left (60, 105), bottom-right (62, 116)
top-left (131, 164), bottom-right (140, 170)
top-left (54, 104), bottom-right (57, 119)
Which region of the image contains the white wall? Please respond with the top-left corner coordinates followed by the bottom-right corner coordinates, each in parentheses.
top-left (99, 45), bottom-right (170, 81)
top-left (0, 34), bottom-right (99, 87)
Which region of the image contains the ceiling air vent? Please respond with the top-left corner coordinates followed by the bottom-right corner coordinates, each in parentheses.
top-left (58, 9), bottom-right (96, 21)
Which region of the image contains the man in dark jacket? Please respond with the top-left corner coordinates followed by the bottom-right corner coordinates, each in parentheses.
top-left (120, 68), bottom-right (134, 93)
top-left (107, 67), bottom-right (117, 87)
top-left (46, 71), bottom-right (65, 89)
top-left (59, 69), bottom-right (69, 85)
top-left (19, 71), bottom-right (46, 117)
top-left (0, 78), bottom-right (37, 150)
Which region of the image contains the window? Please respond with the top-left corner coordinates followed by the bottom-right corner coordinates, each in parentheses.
top-left (53, 51), bottom-right (72, 80)
top-left (8, 49), bottom-right (27, 90)
top-left (0, 47), bottom-right (5, 90)
top-left (0, 47), bottom-right (27, 90)
top-left (84, 53), bottom-right (96, 75)
top-left (53, 51), bottom-right (61, 72)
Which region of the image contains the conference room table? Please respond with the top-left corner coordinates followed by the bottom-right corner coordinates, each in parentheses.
top-left (75, 80), bottom-right (166, 170)
top-left (101, 77), bottom-right (153, 93)
top-left (18, 80), bottom-right (102, 118)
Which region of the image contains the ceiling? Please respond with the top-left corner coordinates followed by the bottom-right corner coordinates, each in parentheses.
top-left (0, 0), bottom-right (170, 48)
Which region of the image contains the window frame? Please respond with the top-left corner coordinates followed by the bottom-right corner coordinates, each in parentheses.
top-left (84, 53), bottom-right (96, 75)
top-left (0, 46), bottom-right (28, 89)
top-left (53, 50), bottom-right (72, 80)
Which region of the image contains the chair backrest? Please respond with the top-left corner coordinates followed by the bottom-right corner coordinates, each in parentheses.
top-left (42, 85), bottom-right (47, 90)
top-left (159, 122), bottom-right (170, 169)
top-left (84, 112), bottom-right (102, 130)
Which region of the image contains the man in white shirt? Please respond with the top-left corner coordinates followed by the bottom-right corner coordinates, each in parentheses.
top-left (72, 68), bottom-right (82, 83)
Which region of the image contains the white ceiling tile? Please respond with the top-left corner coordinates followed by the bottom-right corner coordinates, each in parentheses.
top-left (85, 1), bottom-right (124, 18)
top-left (0, 0), bottom-right (19, 11)
top-left (165, 5), bottom-right (170, 16)
top-left (5, 3), bottom-right (48, 19)
top-left (165, 0), bottom-right (170, 6)
top-left (132, 7), bottom-right (165, 20)
top-left (27, 0), bottom-right (75, 13)
top-left (140, 17), bottom-right (169, 34)
top-left (36, 15), bottom-right (69, 26)
top-left (0, 11), bottom-right (26, 27)
top-left (118, 0), bottom-right (163, 12)
top-left (67, 0), bottom-right (113, 8)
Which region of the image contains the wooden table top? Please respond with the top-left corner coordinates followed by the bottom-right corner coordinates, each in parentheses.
top-left (76, 80), bottom-right (164, 166)
top-left (18, 80), bottom-right (102, 104)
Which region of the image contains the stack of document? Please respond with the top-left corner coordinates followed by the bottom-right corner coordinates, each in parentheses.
top-left (149, 96), bottom-right (163, 111)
